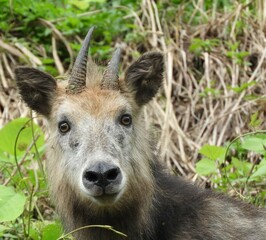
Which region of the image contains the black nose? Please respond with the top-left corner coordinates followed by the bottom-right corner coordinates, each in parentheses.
top-left (83, 162), bottom-right (122, 190)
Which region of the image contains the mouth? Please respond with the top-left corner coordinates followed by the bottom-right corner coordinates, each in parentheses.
top-left (80, 184), bottom-right (125, 206)
top-left (92, 192), bottom-right (121, 206)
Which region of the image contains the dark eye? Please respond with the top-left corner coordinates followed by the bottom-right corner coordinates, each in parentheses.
top-left (58, 121), bottom-right (71, 133)
top-left (120, 114), bottom-right (132, 127)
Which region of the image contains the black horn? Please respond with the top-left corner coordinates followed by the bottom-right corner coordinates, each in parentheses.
top-left (66, 27), bottom-right (94, 94)
top-left (101, 48), bottom-right (121, 90)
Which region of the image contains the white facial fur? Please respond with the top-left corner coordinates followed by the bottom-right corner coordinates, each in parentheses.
top-left (49, 90), bottom-right (134, 205)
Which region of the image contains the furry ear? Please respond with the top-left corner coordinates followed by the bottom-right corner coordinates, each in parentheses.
top-left (124, 52), bottom-right (164, 106)
top-left (15, 67), bottom-right (57, 117)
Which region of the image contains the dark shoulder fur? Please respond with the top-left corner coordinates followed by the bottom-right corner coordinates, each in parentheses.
top-left (148, 161), bottom-right (266, 240)
top-left (61, 160), bottom-right (266, 240)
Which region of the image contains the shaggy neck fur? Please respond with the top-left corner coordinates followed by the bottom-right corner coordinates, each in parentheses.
top-left (46, 119), bottom-right (157, 240)
top-left (52, 163), bottom-right (157, 240)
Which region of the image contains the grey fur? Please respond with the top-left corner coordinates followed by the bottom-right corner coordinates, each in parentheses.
top-left (14, 30), bottom-right (266, 240)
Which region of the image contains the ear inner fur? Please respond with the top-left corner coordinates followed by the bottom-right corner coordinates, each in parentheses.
top-left (15, 67), bottom-right (57, 116)
top-left (124, 52), bottom-right (164, 106)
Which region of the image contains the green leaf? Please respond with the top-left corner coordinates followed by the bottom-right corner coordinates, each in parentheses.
top-left (241, 137), bottom-right (266, 154)
top-left (231, 157), bottom-right (251, 175)
top-left (29, 227), bottom-right (39, 240)
top-left (200, 87), bottom-right (220, 97)
top-left (69, 0), bottom-right (106, 10)
top-left (249, 112), bottom-right (262, 129)
top-left (0, 224), bottom-right (8, 235)
top-left (0, 185), bottom-right (26, 222)
top-left (0, 118), bottom-right (44, 162)
top-left (199, 144), bottom-right (226, 162)
top-left (42, 222), bottom-right (63, 240)
top-left (229, 81), bottom-right (256, 94)
top-left (0, 151), bottom-right (10, 162)
top-left (250, 160), bottom-right (266, 179)
top-left (196, 158), bottom-right (217, 176)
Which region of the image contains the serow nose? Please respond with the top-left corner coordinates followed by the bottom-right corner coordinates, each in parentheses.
top-left (83, 162), bottom-right (122, 189)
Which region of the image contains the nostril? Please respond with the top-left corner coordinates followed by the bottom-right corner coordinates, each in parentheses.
top-left (82, 164), bottom-right (122, 191)
top-left (105, 168), bottom-right (120, 181)
top-left (84, 171), bottom-right (99, 182)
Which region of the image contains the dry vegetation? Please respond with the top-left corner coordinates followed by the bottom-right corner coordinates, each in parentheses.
top-left (1, 0), bottom-right (266, 183)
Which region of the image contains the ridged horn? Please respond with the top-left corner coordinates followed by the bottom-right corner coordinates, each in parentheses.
top-left (66, 26), bottom-right (94, 94)
top-left (101, 48), bottom-right (121, 90)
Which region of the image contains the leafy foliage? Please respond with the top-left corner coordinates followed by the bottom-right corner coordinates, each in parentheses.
top-left (0, 117), bottom-right (51, 238)
top-left (1, 0), bottom-right (140, 75)
top-left (196, 132), bottom-right (266, 206)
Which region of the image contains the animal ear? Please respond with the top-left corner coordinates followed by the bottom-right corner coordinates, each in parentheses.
top-left (124, 52), bottom-right (164, 106)
top-left (15, 67), bottom-right (57, 117)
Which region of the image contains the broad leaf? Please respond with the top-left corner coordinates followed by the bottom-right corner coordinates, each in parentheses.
top-left (241, 137), bottom-right (266, 154)
top-left (250, 160), bottom-right (266, 179)
top-left (0, 224), bottom-right (8, 235)
top-left (0, 118), bottom-right (44, 162)
top-left (42, 222), bottom-right (63, 240)
top-left (0, 185), bottom-right (26, 222)
top-left (231, 157), bottom-right (251, 175)
top-left (196, 158), bottom-right (217, 176)
top-left (199, 144), bottom-right (226, 163)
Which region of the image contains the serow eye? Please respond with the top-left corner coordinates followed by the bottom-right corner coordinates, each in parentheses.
top-left (58, 121), bottom-right (71, 134)
top-left (120, 114), bottom-right (132, 127)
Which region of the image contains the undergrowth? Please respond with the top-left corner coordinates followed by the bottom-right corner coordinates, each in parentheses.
top-left (0, 0), bottom-right (266, 239)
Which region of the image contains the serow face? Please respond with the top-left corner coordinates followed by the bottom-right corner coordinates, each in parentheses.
top-left (53, 90), bottom-right (134, 206)
top-left (14, 26), bottom-right (164, 207)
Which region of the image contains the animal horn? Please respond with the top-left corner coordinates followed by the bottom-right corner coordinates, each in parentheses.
top-left (101, 48), bottom-right (121, 90)
top-left (66, 26), bottom-right (95, 94)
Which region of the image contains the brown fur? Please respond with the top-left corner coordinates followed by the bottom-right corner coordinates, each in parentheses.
top-left (15, 50), bottom-right (266, 240)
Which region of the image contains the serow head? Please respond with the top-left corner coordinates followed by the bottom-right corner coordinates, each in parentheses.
top-left (15, 27), bottom-right (164, 207)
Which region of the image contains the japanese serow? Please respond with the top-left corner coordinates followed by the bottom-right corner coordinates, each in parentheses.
top-left (15, 27), bottom-right (266, 240)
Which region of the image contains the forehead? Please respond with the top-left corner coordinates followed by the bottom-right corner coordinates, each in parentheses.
top-left (54, 87), bottom-right (130, 119)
